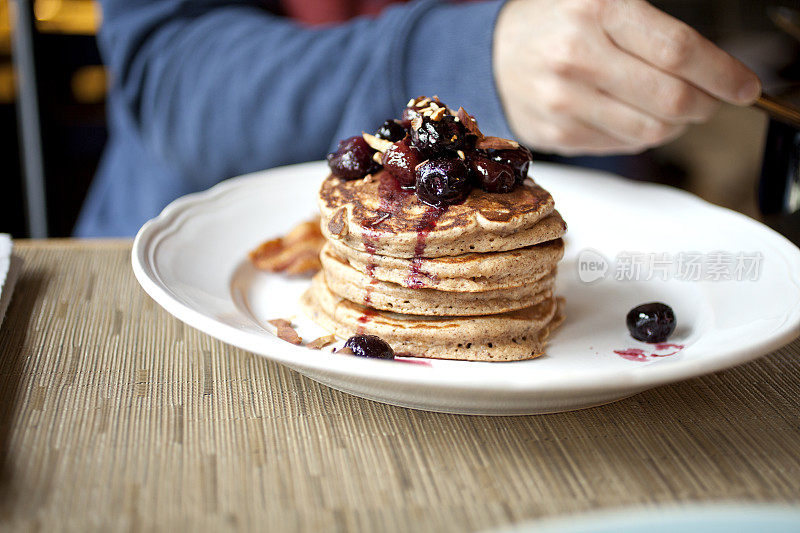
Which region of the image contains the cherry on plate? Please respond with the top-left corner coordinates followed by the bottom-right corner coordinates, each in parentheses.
top-left (626, 302), bottom-right (676, 343)
top-left (344, 335), bottom-right (395, 359)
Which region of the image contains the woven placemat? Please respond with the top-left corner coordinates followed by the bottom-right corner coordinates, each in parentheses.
top-left (0, 241), bottom-right (798, 531)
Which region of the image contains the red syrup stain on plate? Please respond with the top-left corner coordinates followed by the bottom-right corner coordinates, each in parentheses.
top-left (394, 356), bottom-right (433, 366)
top-left (613, 348), bottom-right (648, 362)
top-left (613, 343), bottom-right (685, 362)
top-left (652, 343), bottom-right (684, 357)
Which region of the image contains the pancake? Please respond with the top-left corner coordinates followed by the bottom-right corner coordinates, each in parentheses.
top-left (325, 234), bottom-right (564, 292)
top-left (321, 246), bottom-right (556, 316)
top-left (300, 272), bottom-right (565, 361)
top-left (319, 171), bottom-right (562, 258)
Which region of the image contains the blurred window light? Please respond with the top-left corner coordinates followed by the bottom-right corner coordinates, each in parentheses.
top-left (1, 1), bottom-right (11, 53)
top-left (33, 0), bottom-right (100, 35)
top-left (0, 63), bottom-right (14, 103)
top-left (33, 0), bottom-right (61, 21)
top-left (71, 64), bottom-right (105, 103)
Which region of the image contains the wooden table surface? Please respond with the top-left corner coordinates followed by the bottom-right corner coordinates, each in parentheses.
top-left (0, 240), bottom-right (799, 531)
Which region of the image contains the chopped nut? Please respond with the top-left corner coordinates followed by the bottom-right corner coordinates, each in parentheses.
top-left (327, 208), bottom-right (348, 237)
top-left (372, 151), bottom-right (383, 165)
top-left (308, 335), bottom-right (337, 349)
top-left (475, 136), bottom-right (520, 150)
top-left (249, 217), bottom-right (324, 275)
top-left (430, 107), bottom-right (446, 121)
top-left (456, 107), bottom-right (482, 138)
top-left (269, 319), bottom-right (302, 345)
top-left (413, 97), bottom-right (431, 108)
top-left (283, 252), bottom-right (322, 275)
top-left (457, 150), bottom-right (465, 160)
top-left (366, 212), bottom-right (391, 227)
top-left (335, 347), bottom-right (355, 356)
top-left (411, 116), bottom-right (423, 131)
top-left (268, 318), bottom-right (292, 328)
top-left (278, 325), bottom-right (302, 345)
top-left (362, 132), bottom-right (393, 153)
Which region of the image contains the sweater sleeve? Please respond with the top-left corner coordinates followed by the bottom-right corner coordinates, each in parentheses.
top-left (98, 0), bottom-right (512, 188)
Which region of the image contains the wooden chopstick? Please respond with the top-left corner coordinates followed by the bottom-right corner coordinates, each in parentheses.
top-left (768, 6), bottom-right (800, 44)
top-left (754, 94), bottom-right (800, 129)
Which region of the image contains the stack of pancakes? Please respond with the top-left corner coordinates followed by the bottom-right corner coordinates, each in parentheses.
top-left (301, 170), bottom-right (567, 361)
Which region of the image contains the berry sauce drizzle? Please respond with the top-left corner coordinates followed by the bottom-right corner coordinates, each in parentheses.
top-left (406, 206), bottom-right (444, 289)
top-left (357, 236), bottom-right (378, 331)
top-left (357, 173), bottom-right (413, 328)
top-left (613, 343), bottom-right (685, 362)
top-left (377, 172), bottom-right (413, 215)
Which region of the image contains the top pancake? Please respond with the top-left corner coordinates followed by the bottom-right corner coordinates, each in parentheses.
top-left (319, 170), bottom-right (559, 258)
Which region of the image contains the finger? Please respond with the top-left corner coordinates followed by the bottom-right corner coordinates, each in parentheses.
top-left (590, 40), bottom-right (721, 123)
top-left (601, 0), bottom-right (761, 104)
top-left (552, 124), bottom-right (649, 156)
top-left (511, 78), bottom-right (661, 155)
top-left (530, 110), bottom-right (651, 156)
top-left (560, 81), bottom-right (689, 146)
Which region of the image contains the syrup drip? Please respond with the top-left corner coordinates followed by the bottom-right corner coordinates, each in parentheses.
top-left (359, 236), bottom-right (378, 328)
top-left (377, 171), bottom-right (413, 216)
top-left (406, 206), bottom-right (444, 289)
top-left (357, 173), bottom-right (412, 327)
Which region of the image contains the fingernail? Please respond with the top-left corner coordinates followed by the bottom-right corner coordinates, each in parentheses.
top-left (737, 78), bottom-right (761, 102)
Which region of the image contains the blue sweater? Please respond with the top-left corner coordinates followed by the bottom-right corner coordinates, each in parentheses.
top-left (75, 0), bottom-right (513, 237)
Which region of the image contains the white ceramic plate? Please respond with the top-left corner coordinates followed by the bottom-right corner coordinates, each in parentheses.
top-left (497, 504), bottom-right (800, 533)
top-left (132, 161), bottom-right (800, 415)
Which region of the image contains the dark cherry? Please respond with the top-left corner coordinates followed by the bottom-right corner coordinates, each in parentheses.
top-left (411, 115), bottom-right (467, 155)
top-left (401, 106), bottom-right (419, 125)
top-left (344, 334), bottom-right (395, 359)
top-left (467, 153), bottom-right (516, 193)
top-left (490, 146), bottom-right (533, 184)
top-left (327, 136), bottom-right (379, 180)
top-left (626, 302), bottom-right (676, 343)
top-left (415, 158), bottom-right (471, 207)
top-left (382, 137), bottom-right (423, 188)
top-left (375, 120), bottom-right (407, 142)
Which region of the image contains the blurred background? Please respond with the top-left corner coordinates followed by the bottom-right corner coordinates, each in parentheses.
top-left (0, 0), bottom-right (799, 238)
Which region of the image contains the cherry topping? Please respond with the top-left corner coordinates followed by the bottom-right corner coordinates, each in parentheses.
top-left (401, 106), bottom-right (419, 125)
top-left (375, 120), bottom-right (408, 142)
top-left (626, 302), bottom-right (676, 343)
top-left (490, 146), bottom-right (533, 184)
top-left (411, 115), bottom-right (467, 155)
top-left (327, 136), bottom-right (379, 180)
top-left (382, 137), bottom-right (423, 188)
top-left (415, 158), bottom-right (470, 207)
top-left (344, 334), bottom-right (395, 359)
top-left (467, 153), bottom-right (516, 193)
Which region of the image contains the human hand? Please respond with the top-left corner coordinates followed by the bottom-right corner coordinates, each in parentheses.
top-left (493, 0), bottom-right (761, 155)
